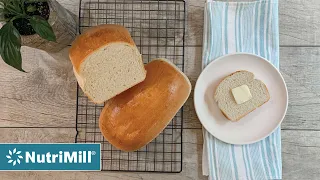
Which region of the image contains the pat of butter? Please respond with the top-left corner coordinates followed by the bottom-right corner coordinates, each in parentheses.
top-left (231, 85), bottom-right (252, 104)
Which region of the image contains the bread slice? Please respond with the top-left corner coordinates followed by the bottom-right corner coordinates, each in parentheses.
top-left (99, 59), bottom-right (191, 151)
top-left (214, 70), bottom-right (270, 121)
top-left (69, 24), bottom-right (146, 103)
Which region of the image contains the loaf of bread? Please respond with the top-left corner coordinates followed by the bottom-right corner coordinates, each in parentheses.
top-left (99, 59), bottom-right (191, 151)
top-left (69, 24), bottom-right (146, 103)
top-left (214, 70), bottom-right (270, 121)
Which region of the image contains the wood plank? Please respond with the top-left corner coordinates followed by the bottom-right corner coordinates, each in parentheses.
top-left (282, 130), bottom-right (320, 180)
top-left (280, 47), bottom-right (320, 130)
top-left (184, 47), bottom-right (203, 129)
top-left (280, 0), bottom-right (320, 46)
top-left (0, 128), bottom-right (75, 143)
top-left (0, 47), bottom-right (77, 127)
top-left (0, 128), bottom-right (205, 180)
top-left (186, 2), bottom-right (204, 46)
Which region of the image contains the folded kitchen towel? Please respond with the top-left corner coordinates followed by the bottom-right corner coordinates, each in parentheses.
top-left (202, 0), bottom-right (282, 180)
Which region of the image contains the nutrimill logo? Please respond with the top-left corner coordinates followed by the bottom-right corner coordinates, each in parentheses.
top-left (7, 149), bottom-right (96, 164)
top-left (25, 150), bottom-right (96, 163)
top-left (0, 144), bottom-right (101, 171)
top-left (6, 148), bottom-right (23, 166)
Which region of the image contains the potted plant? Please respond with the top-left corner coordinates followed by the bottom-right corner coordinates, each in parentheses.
top-left (0, 0), bottom-right (77, 72)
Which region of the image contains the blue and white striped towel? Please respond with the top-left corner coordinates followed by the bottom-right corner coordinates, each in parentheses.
top-left (202, 0), bottom-right (281, 180)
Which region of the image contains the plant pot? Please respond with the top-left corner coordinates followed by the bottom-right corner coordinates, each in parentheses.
top-left (21, 0), bottom-right (77, 53)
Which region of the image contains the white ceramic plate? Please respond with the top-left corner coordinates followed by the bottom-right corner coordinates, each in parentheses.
top-left (194, 53), bottom-right (288, 145)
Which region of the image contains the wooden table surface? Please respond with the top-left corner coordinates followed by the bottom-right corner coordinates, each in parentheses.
top-left (1, 0), bottom-right (320, 179)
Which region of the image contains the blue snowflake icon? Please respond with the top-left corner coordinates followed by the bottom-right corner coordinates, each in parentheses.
top-left (6, 148), bottom-right (23, 166)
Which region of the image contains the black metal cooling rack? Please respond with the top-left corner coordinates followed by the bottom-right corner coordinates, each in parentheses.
top-left (75, 0), bottom-right (186, 172)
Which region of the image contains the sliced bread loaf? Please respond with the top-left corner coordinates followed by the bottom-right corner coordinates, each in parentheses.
top-left (214, 70), bottom-right (270, 121)
top-left (69, 24), bottom-right (146, 104)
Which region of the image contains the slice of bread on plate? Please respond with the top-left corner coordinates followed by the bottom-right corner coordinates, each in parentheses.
top-left (214, 70), bottom-right (270, 121)
top-left (69, 24), bottom-right (146, 104)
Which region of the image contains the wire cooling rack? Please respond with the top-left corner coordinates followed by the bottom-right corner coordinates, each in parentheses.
top-left (75, 0), bottom-right (186, 172)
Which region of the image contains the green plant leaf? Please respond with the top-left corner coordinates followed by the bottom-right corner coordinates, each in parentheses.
top-left (0, 2), bottom-right (4, 16)
top-left (0, 22), bottom-right (25, 72)
top-left (6, 2), bottom-right (22, 14)
top-left (0, 4), bottom-right (9, 22)
top-left (29, 16), bottom-right (56, 42)
top-left (11, 1), bottom-right (21, 12)
top-left (26, 5), bottom-right (36, 12)
top-left (25, 0), bottom-right (47, 3)
top-left (0, 0), bottom-right (24, 16)
top-left (0, 8), bottom-right (4, 21)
